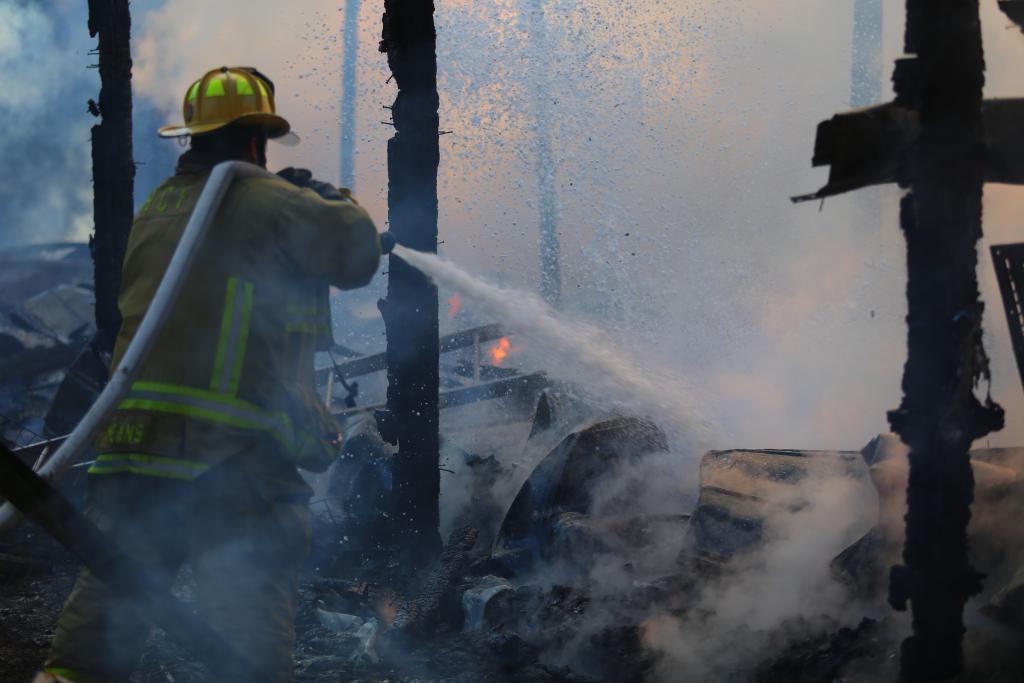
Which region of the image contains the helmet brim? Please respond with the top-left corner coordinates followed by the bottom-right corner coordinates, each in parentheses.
top-left (272, 130), bottom-right (301, 147)
top-left (158, 112), bottom-right (294, 142)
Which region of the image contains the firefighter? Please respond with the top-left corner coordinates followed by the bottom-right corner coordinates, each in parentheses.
top-left (37, 66), bottom-right (388, 683)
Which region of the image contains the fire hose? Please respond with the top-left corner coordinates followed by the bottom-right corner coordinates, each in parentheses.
top-left (0, 161), bottom-right (271, 534)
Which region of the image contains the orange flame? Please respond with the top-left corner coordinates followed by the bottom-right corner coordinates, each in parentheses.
top-left (448, 293), bottom-right (463, 319)
top-left (489, 337), bottom-right (511, 365)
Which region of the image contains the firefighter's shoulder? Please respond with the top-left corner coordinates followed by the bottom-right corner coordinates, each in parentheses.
top-left (240, 174), bottom-right (366, 217)
top-left (241, 175), bottom-right (380, 287)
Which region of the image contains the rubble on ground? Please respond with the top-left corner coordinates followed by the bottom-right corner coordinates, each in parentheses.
top-left (0, 243), bottom-right (97, 448)
top-left (3, 269), bottom-right (1024, 680)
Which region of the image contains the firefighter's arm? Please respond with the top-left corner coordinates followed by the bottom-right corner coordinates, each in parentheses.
top-left (276, 184), bottom-right (382, 290)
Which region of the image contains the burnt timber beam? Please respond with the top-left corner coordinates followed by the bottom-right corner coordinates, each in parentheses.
top-left (887, 0), bottom-right (1005, 677)
top-left (378, 0), bottom-right (443, 568)
top-left (990, 243), bottom-right (1024, 392)
top-left (1000, 0), bottom-right (1024, 33)
top-left (0, 443), bottom-right (260, 680)
top-left (886, 0), bottom-right (1005, 678)
top-left (796, 0), bottom-right (1008, 677)
top-left (317, 324), bottom-right (505, 384)
top-left (87, 0), bottom-right (135, 353)
top-left (388, 526), bottom-right (479, 636)
top-left (793, 98), bottom-right (1024, 202)
top-left (335, 371), bottom-right (549, 419)
top-left (7, 436), bottom-right (71, 470)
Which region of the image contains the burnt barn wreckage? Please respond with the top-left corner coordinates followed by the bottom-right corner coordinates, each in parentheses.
top-left (8, 296), bottom-right (1024, 682)
top-left (7, 1), bottom-right (1024, 682)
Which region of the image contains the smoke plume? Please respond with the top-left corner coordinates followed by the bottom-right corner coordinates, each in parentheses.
top-left (0, 0), bottom-right (95, 245)
top-left (642, 470), bottom-right (875, 680)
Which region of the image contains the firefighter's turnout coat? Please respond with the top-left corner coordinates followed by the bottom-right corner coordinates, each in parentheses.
top-left (44, 155), bottom-right (380, 683)
top-left (92, 156), bottom-right (381, 480)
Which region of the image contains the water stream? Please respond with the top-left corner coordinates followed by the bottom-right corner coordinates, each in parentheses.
top-left (392, 245), bottom-right (713, 450)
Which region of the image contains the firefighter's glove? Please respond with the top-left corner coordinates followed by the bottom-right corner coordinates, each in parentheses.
top-left (380, 231), bottom-right (397, 255)
top-left (276, 166), bottom-right (312, 186)
top-left (277, 167), bottom-right (352, 203)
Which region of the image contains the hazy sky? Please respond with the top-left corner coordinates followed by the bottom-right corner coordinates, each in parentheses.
top-left (4, 0), bottom-right (1023, 452)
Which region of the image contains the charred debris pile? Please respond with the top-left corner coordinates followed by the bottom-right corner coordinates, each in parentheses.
top-left (0, 243), bottom-right (104, 449)
top-left (289, 376), bottom-right (1024, 682)
top-left (6, 315), bottom-right (1024, 682)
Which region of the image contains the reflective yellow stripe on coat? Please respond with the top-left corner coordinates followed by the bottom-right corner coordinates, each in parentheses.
top-left (91, 277), bottom-right (289, 480)
top-left (87, 453), bottom-right (211, 481)
top-left (211, 277), bottom-right (254, 395)
top-left (89, 381), bottom-right (333, 478)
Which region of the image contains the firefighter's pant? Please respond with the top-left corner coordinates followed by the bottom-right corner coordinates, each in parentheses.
top-left (44, 455), bottom-right (311, 683)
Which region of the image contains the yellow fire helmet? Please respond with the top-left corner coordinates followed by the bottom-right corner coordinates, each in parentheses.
top-left (158, 66), bottom-right (299, 145)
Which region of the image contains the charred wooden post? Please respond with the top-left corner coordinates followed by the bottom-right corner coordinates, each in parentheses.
top-left (378, 0), bottom-right (443, 568)
top-left (886, 0), bottom-right (1004, 679)
top-left (798, 0), bottom-right (1015, 677)
top-left (87, 0), bottom-right (135, 353)
top-left (990, 243), bottom-right (1024, 391)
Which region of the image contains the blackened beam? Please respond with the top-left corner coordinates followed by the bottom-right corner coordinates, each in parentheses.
top-left (334, 371), bottom-right (548, 419)
top-left (0, 443), bottom-right (262, 680)
top-left (1000, 1), bottom-right (1024, 32)
top-left (990, 243), bottom-right (1024, 392)
top-left (88, 0), bottom-right (135, 350)
top-left (886, 0), bottom-right (1002, 676)
top-left (317, 324), bottom-right (505, 383)
top-left (792, 98), bottom-right (1024, 202)
top-left (8, 436), bottom-right (71, 469)
top-left (389, 526), bottom-right (479, 636)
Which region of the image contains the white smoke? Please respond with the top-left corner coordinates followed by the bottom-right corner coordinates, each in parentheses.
top-left (126, 0), bottom-right (1024, 454)
top-left (132, 0), bottom-right (392, 218)
top-left (0, 0), bottom-right (94, 244)
top-left (16, 0), bottom-right (1024, 453)
top-left (642, 470), bottom-right (876, 680)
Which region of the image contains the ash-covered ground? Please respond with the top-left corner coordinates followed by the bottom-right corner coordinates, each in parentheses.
top-left (4, 382), bottom-right (1024, 683)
